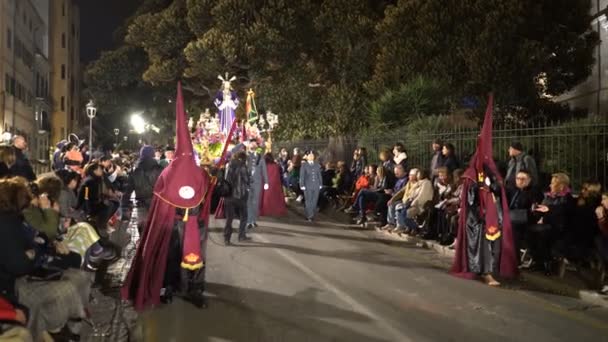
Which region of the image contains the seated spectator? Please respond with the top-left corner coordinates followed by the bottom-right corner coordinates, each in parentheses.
top-left (0, 294), bottom-right (31, 341)
top-left (343, 164), bottom-right (375, 210)
top-left (318, 162), bottom-right (338, 210)
top-left (348, 165), bottom-right (394, 224)
top-left (395, 169), bottom-right (434, 235)
top-left (55, 170), bottom-right (117, 270)
top-left (0, 177), bottom-right (90, 340)
top-left (420, 167), bottom-right (453, 240)
top-left (441, 169), bottom-right (465, 247)
top-left (530, 172), bottom-right (576, 275)
top-left (78, 162), bottom-right (116, 236)
top-left (334, 161), bottom-right (353, 197)
top-left (507, 170), bottom-right (541, 263)
top-left (22, 178), bottom-right (82, 271)
top-left (594, 193), bottom-right (608, 294)
top-left (378, 167), bottom-right (416, 230)
top-left (0, 145), bottom-right (15, 179)
top-left (350, 147), bottom-right (368, 180)
top-left (563, 181), bottom-right (602, 264)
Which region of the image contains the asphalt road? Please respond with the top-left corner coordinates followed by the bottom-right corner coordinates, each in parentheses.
top-left (136, 213), bottom-right (608, 342)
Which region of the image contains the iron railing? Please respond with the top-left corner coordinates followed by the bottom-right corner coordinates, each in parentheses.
top-left (275, 119), bottom-right (608, 191)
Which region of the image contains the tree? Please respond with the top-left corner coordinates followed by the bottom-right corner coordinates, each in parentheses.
top-left (368, 76), bottom-right (452, 128)
top-left (369, 0), bottom-right (599, 109)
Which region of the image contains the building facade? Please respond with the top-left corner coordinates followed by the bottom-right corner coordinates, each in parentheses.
top-left (556, 0), bottom-right (608, 117)
top-left (0, 0), bottom-right (49, 172)
top-left (49, 0), bottom-right (81, 147)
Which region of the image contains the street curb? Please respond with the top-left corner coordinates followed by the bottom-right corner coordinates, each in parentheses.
top-left (287, 202), bottom-right (608, 308)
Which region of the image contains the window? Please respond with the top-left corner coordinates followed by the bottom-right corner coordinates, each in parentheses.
top-left (6, 28), bottom-right (11, 49)
top-left (61, 33), bottom-right (65, 48)
top-left (9, 77), bottom-right (15, 95)
top-left (61, 65), bottom-right (65, 79)
top-left (61, 96), bottom-right (65, 111)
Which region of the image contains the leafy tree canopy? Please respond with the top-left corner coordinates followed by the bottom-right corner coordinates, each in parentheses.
top-left (85, 0), bottom-right (598, 141)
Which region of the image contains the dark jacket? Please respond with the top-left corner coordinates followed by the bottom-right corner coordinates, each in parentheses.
top-left (350, 156), bottom-right (367, 179)
top-left (507, 186), bottom-right (540, 225)
top-left (226, 159), bottom-right (250, 200)
top-left (78, 176), bottom-right (104, 215)
top-left (123, 158), bottom-right (163, 206)
top-left (440, 155), bottom-right (460, 173)
top-left (538, 192), bottom-right (576, 233)
top-left (0, 212), bottom-right (35, 301)
top-left (322, 168), bottom-right (336, 187)
top-left (506, 152), bottom-right (538, 189)
top-left (0, 162), bottom-right (11, 179)
top-left (9, 149), bottom-right (35, 181)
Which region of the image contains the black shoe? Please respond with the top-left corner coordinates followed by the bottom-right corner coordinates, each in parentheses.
top-left (186, 290), bottom-right (208, 309)
top-left (224, 239), bottom-right (231, 246)
top-left (246, 224), bottom-right (254, 230)
top-left (238, 236), bottom-right (252, 242)
top-left (253, 222), bottom-right (259, 228)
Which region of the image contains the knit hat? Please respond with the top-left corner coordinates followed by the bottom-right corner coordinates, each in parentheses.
top-left (140, 145), bottom-right (155, 160)
top-left (510, 141), bottom-right (524, 152)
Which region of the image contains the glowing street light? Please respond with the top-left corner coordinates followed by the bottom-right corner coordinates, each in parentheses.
top-left (130, 113), bottom-right (146, 134)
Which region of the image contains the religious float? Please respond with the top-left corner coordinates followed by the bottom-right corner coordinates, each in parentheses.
top-left (190, 73), bottom-right (279, 165)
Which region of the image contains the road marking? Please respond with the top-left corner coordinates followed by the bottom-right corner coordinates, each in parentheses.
top-left (253, 233), bottom-right (414, 342)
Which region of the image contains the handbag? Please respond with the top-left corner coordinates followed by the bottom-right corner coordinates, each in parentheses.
top-left (215, 178), bottom-right (232, 197)
top-left (27, 266), bottom-right (63, 282)
top-left (509, 209), bottom-right (528, 225)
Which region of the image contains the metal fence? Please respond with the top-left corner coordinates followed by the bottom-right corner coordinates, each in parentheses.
top-left (275, 119), bottom-right (608, 191)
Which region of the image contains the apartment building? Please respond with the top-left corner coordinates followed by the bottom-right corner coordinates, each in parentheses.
top-left (0, 0), bottom-right (48, 167)
top-left (556, 0), bottom-right (608, 117)
top-left (49, 0), bottom-right (81, 146)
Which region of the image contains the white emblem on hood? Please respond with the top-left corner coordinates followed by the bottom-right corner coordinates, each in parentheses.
top-left (179, 186), bottom-right (195, 199)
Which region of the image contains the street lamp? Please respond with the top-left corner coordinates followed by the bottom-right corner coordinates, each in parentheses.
top-left (86, 100), bottom-right (97, 149)
top-left (130, 113), bottom-right (146, 134)
top-left (113, 128), bottom-right (120, 147)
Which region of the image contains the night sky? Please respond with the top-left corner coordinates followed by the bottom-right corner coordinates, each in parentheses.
top-left (79, 0), bottom-right (142, 63)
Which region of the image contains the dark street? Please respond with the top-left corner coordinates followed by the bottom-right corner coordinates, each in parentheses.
top-left (136, 214), bottom-right (608, 342)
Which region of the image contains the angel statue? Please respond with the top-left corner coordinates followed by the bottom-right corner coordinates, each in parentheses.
top-left (214, 73), bottom-right (239, 134)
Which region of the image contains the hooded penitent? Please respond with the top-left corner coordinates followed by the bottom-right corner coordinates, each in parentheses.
top-left (122, 82), bottom-right (210, 310)
top-left (451, 94), bottom-right (517, 279)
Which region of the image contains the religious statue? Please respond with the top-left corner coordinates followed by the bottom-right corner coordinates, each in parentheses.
top-left (214, 74), bottom-right (239, 134)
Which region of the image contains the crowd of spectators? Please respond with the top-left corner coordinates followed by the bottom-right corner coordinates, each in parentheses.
top-left (280, 139), bottom-right (608, 295)
top-left (0, 135), bottom-right (175, 340)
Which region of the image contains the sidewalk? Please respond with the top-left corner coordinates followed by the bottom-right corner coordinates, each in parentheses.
top-left (288, 201), bottom-right (608, 309)
top-left (78, 208), bottom-right (142, 341)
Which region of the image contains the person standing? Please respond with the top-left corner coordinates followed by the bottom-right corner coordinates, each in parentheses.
top-left (259, 153), bottom-right (287, 217)
top-left (430, 139), bottom-right (444, 179)
top-left (122, 145), bottom-right (163, 233)
top-left (246, 139), bottom-right (268, 229)
top-left (159, 146), bottom-right (175, 169)
top-left (9, 136), bottom-right (35, 181)
top-left (505, 142), bottom-right (538, 191)
top-left (224, 151), bottom-right (251, 245)
top-left (300, 150), bottom-right (323, 222)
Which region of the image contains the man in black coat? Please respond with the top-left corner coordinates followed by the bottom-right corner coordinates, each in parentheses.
top-left (9, 136), bottom-right (35, 181)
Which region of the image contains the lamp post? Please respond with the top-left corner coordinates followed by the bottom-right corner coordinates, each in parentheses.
top-left (86, 100), bottom-right (97, 149)
top-left (113, 128), bottom-right (119, 147)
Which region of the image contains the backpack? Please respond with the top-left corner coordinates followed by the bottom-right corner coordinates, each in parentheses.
top-left (215, 168), bottom-right (232, 197)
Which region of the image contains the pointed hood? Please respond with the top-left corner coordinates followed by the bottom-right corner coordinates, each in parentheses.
top-left (154, 82), bottom-right (208, 209)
